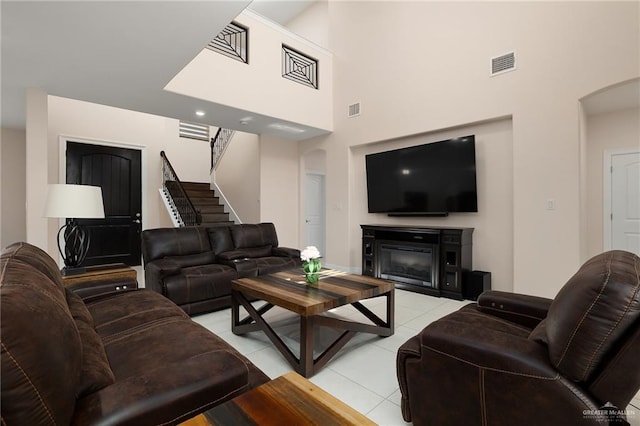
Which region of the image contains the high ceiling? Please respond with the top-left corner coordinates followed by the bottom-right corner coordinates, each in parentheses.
top-left (1, 0), bottom-right (321, 139)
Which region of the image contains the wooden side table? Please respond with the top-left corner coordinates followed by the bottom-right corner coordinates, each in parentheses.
top-left (179, 372), bottom-right (376, 426)
top-left (62, 263), bottom-right (138, 298)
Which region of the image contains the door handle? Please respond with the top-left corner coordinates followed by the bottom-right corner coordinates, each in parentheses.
top-left (133, 219), bottom-right (141, 224)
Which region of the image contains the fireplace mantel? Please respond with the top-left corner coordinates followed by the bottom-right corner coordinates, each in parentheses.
top-left (361, 224), bottom-right (473, 300)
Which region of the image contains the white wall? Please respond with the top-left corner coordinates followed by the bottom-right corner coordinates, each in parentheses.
top-left (215, 131), bottom-right (261, 223)
top-left (585, 107), bottom-right (640, 258)
top-left (166, 9), bottom-right (333, 134)
top-left (300, 1), bottom-right (639, 298)
top-left (37, 95), bottom-right (212, 258)
top-left (1, 128), bottom-right (27, 247)
top-left (259, 134), bottom-right (300, 248)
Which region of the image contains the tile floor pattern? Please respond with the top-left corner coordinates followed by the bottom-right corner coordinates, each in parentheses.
top-left (133, 268), bottom-right (640, 426)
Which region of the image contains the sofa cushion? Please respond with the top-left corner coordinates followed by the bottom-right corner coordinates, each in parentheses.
top-left (163, 264), bottom-right (238, 305)
top-left (206, 225), bottom-right (235, 255)
top-left (218, 245), bottom-right (272, 261)
top-left (65, 289), bottom-right (115, 398)
top-left (165, 251), bottom-right (216, 268)
top-left (230, 223), bottom-right (279, 249)
top-left (530, 250), bottom-right (640, 383)
top-left (1, 244), bottom-right (82, 426)
top-left (142, 227), bottom-right (211, 262)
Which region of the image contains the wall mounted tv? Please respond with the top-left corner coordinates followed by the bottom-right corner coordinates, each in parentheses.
top-left (365, 135), bottom-right (477, 216)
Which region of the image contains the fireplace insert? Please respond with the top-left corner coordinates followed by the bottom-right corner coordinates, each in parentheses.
top-left (378, 242), bottom-right (438, 288)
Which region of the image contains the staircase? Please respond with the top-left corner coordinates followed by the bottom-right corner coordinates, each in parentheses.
top-left (181, 182), bottom-right (232, 226)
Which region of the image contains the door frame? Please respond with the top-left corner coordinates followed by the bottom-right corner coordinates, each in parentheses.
top-left (603, 147), bottom-right (640, 250)
top-left (58, 135), bottom-right (147, 262)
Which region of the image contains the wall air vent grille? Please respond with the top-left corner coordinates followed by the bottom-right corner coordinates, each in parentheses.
top-left (207, 21), bottom-right (248, 63)
top-left (179, 121), bottom-right (209, 141)
top-left (490, 51), bottom-right (516, 76)
top-left (282, 45), bottom-right (318, 89)
top-left (348, 102), bottom-right (361, 118)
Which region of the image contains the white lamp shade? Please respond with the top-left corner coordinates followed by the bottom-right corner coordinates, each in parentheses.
top-left (44, 184), bottom-right (105, 219)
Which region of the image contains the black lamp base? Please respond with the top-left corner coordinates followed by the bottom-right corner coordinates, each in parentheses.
top-left (57, 219), bottom-right (91, 272)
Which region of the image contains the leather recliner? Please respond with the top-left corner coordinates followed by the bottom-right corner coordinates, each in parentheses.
top-left (397, 250), bottom-right (640, 425)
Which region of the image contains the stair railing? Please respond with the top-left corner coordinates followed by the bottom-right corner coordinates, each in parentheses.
top-left (160, 151), bottom-right (202, 226)
top-left (210, 127), bottom-right (235, 172)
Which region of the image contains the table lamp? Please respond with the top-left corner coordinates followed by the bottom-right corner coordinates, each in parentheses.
top-left (44, 184), bottom-right (105, 275)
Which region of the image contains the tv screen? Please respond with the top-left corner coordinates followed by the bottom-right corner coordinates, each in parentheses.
top-left (365, 135), bottom-right (477, 215)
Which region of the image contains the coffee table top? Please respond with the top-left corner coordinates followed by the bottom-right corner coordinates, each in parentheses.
top-left (232, 269), bottom-right (394, 317)
top-left (181, 371), bottom-right (376, 426)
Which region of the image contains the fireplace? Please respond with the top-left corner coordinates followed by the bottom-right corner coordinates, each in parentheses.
top-left (378, 242), bottom-right (438, 288)
top-left (361, 225), bottom-right (474, 299)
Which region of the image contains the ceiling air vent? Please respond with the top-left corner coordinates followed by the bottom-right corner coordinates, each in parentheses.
top-left (348, 102), bottom-right (361, 118)
top-left (490, 51), bottom-right (516, 76)
top-left (179, 121), bottom-right (209, 141)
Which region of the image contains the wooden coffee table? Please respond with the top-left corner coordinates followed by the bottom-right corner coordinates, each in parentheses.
top-left (179, 372), bottom-right (376, 425)
top-left (231, 269), bottom-right (394, 377)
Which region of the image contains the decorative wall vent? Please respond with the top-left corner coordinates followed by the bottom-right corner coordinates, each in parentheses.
top-left (282, 45), bottom-right (318, 89)
top-left (179, 121), bottom-right (209, 141)
top-left (490, 51), bottom-right (516, 76)
top-left (348, 102), bottom-right (361, 118)
top-left (207, 21), bottom-right (248, 63)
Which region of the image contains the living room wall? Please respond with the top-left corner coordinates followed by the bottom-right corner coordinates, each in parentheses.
top-left (0, 128), bottom-right (27, 248)
top-left (41, 96), bottom-right (212, 259)
top-left (297, 1), bottom-right (639, 298)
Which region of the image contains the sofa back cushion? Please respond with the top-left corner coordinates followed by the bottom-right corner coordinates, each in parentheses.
top-left (531, 250), bottom-right (640, 383)
top-left (206, 225), bottom-right (235, 255)
top-left (142, 227), bottom-right (212, 263)
top-left (230, 223), bottom-right (278, 249)
top-left (1, 242), bottom-right (82, 425)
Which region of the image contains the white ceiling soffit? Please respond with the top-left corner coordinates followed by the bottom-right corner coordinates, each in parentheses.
top-left (2, 1), bottom-right (265, 131)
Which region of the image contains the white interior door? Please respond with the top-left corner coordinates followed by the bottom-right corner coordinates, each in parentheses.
top-left (609, 151), bottom-right (640, 255)
top-left (305, 173), bottom-right (326, 256)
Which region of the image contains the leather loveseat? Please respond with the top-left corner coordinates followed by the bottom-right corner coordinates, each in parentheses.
top-left (397, 250), bottom-right (640, 426)
top-left (1, 242), bottom-right (269, 426)
top-left (142, 222), bottom-right (301, 316)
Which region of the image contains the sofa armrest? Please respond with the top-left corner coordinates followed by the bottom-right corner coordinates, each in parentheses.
top-left (144, 259), bottom-right (181, 295)
top-left (477, 290), bottom-right (552, 328)
top-left (272, 246), bottom-right (300, 259)
top-left (219, 258), bottom-right (258, 278)
top-left (72, 351), bottom-right (251, 426)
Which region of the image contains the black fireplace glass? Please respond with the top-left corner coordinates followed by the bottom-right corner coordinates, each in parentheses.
top-left (379, 243), bottom-right (437, 288)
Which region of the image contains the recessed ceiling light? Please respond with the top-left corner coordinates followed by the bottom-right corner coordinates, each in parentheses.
top-left (195, 110), bottom-right (205, 117)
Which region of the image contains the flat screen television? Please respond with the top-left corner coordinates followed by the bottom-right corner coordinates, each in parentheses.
top-left (365, 135), bottom-right (477, 216)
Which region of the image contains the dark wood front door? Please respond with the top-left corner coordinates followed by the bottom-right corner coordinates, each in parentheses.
top-left (66, 142), bottom-right (142, 266)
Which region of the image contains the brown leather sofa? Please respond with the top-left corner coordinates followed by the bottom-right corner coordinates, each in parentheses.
top-left (397, 250), bottom-right (640, 426)
top-left (1, 242), bottom-right (269, 426)
top-left (142, 222), bottom-right (301, 316)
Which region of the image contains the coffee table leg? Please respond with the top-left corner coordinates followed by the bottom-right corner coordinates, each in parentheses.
top-left (299, 316), bottom-right (315, 378)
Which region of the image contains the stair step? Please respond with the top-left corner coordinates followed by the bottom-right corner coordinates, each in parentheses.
top-left (191, 197), bottom-right (220, 205)
top-left (197, 205), bottom-right (225, 213)
top-left (201, 212), bottom-right (230, 221)
top-left (186, 189), bottom-right (217, 198)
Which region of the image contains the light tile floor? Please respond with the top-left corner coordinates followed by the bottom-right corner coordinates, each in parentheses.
top-left (134, 267), bottom-right (640, 426)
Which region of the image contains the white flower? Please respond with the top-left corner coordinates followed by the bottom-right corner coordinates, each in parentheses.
top-left (300, 246), bottom-right (321, 262)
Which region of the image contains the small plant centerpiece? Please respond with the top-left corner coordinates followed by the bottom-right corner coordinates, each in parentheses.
top-left (300, 246), bottom-right (322, 284)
